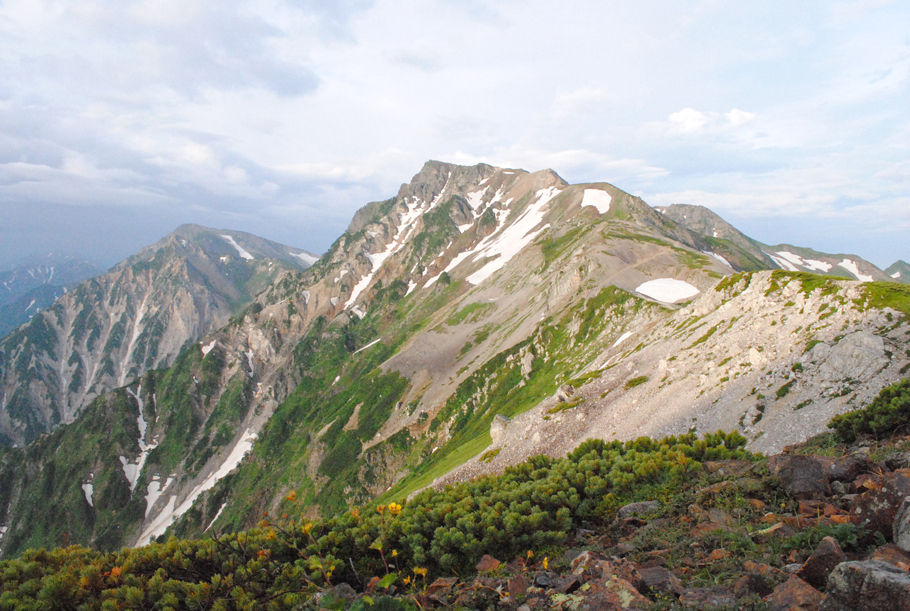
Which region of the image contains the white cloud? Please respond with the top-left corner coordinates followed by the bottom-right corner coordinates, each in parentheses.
top-left (0, 0), bottom-right (907, 267)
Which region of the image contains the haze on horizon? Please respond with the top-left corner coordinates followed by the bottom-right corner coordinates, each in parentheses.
top-left (0, 1), bottom-right (907, 269)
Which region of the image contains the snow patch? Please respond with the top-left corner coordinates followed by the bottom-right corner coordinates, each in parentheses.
top-left (775, 251), bottom-right (832, 273)
top-left (351, 305), bottom-right (366, 319)
top-left (892, 271), bottom-right (901, 279)
top-left (289, 251), bottom-right (318, 265)
top-left (144, 476), bottom-right (174, 518)
top-left (200, 340), bottom-right (217, 357)
top-left (611, 331), bottom-right (634, 348)
top-left (221, 234), bottom-right (254, 260)
top-left (82, 482), bottom-right (94, 507)
top-left (245, 349), bottom-right (255, 376)
top-left (465, 187), bottom-right (560, 285)
top-left (353, 338), bottom-right (381, 354)
top-left (121, 386), bottom-right (158, 493)
top-left (344, 187), bottom-right (441, 308)
top-left (702, 251), bottom-right (732, 268)
top-left (204, 502), bottom-right (228, 532)
top-left (136, 428), bottom-right (257, 546)
top-left (24, 299), bottom-right (35, 312)
top-left (581, 188), bottom-right (611, 214)
top-left (838, 258), bottom-right (874, 282)
top-left (635, 278), bottom-right (700, 303)
top-left (765, 251), bottom-right (799, 272)
top-left (465, 187), bottom-right (488, 210)
top-left (405, 280), bottom-right (417, 296)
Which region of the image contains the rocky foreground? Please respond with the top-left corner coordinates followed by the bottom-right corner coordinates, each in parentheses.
top-left (324, 435), bottom-right (910, 609)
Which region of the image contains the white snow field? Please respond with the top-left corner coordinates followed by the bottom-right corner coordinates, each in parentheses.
top-left (635, 278), bottom-right (700, 303)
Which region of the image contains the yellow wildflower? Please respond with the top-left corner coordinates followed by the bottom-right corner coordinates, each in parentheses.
top-left (413, 567), bottom-right (428, 577)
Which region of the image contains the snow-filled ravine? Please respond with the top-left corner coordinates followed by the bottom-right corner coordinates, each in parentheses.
top-left (221, 234), bottom-right (254, 260)
top-left (135, 427), bottom-right (258, 546)
top-left (635, 278), bottom-right (700, 303)
top-left (464, 187), bottom-right (560, 285)
top-left (120, 386), bottom-right (158, 493)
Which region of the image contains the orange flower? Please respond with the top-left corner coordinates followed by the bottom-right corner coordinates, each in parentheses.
top-left (286, 491), bottom-right (297, 502)
top-left (388, 502), bottom-right (402, 515)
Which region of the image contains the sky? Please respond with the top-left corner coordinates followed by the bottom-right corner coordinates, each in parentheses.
top-left (0, 0), bottom-right (907, 270)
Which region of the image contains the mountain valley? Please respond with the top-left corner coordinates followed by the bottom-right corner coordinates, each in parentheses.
top-left (0, 160), bottom-right (906, 591)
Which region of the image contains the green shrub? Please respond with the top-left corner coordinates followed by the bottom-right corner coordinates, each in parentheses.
top-left (829, 378), bottom-right (910, 442)
top-left (625, 375), bottom-right (648, 389)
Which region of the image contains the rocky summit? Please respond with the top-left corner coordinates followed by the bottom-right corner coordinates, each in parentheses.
top-left (0, 160), bottom-right (907, 609)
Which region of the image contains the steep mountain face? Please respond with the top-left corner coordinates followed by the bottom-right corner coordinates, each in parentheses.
top-left (658, 203), bottom-right (893, 282)
top-left (0, 225), bottom-right (315, 446)
top-left (0, 255), bottom-right (102, 338)
top-left (0, 161), bottom-right (906, 560)
top-left (887, 260), bottom-right (910, 283)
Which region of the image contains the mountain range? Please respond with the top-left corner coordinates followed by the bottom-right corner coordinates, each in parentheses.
top-left (0, 160), bottom-right (906, 560)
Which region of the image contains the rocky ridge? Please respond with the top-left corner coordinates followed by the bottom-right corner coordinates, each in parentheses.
top-left (0, 225), bottom-right (314, 445)
top-left (0, 161), bottom-right (906, 561)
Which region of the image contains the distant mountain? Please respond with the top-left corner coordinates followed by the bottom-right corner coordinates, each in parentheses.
top-left (0, 255), bottom-right (102, 337)
top-left (886, 260), bottom-right (910, 283)
top-left (0, 161), bottom-right (905, 559)
top-left (0, 225), bottom-right (317, 446)
top-left (657, 204), bottom-right (892, 281)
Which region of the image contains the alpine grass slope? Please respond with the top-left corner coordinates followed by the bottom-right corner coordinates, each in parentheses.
top-left (0, 161), bottom-right (906, 567)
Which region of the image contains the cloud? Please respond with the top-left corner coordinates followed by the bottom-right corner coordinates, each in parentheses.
top-left (0, 0), bottom-right (907, 268)
top-left (661, 107), bottom-right (756, 135)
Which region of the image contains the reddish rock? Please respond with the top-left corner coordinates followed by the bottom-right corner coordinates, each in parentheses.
top-left (870, 543), bottom-right (910, 570)
top-left (425, 576), bottom-right (458, 596)
top-left (768, 454), bottom-right (831, 499)
top-left (595, 575), bottom-right (650, 609)
top-left (571, 550), bottom-right (605, 575)
top-left (706, 548), bottom-right (730, 562)
top-left (827, 454), bottom-right (873, 483)
top-left (733, 572), bottom-right (773, 597)
top-left (598, 557), bottom-right (642, 587)
top-left (507, 574), bottom-right (528, 597)
top-left (699, 480), bottom-right (736, 496)
top-left (475, 554), bottom-right (501, 573)
top-left (703, 459), bottom-right (754, 476)
top-left (796, 536), bottom-right (846, 588)
top-left (765, 575), bottom-right (824, 611)
top-left (850, 472), bottom-right (910, 542)
top-left (638, 566), bottom-right (682, 596)
top-left (678, 586), bottom-right (736, 608)
top-left (744, 559), bottom-right (787, 579)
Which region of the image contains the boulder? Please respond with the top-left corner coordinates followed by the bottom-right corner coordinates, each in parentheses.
top-left (850, 472), bottom-right (910, 541)
top-left (821, 560), bottom-right (910, 610)
top-left (638, 566), bottom-right (682, 596)
top-left (678, 586), bottom-right (736, 608)
top-left (475, 554), bottom-right (500, 572)
top-left (768, 454), bottom-right (831, 499)
top-left (733, 572), bottom-right (773, 598)
top-left (796, 536), bottom-right (846, 588)
top-left (617, 500), bottom-right (659, 519)
top-left (893, 496), bottom-right (910, 552)
top-left (869, 543), bottom-right (910, 570)
top-left (827, 454), bottom-right (873, 483)
top-left (765, 575), bottom-right (824, 611)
